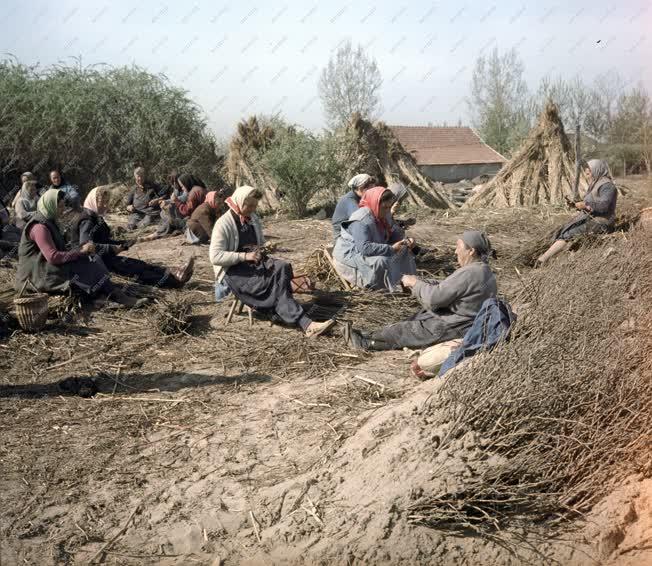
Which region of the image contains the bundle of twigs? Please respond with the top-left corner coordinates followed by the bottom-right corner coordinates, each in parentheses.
top-left (465, 101), bottom-right (586, 208)
top-left (302, 249), bottom-right (348, 291)
top-left (341, 114), bottom-right (452, 210)
top-left (406, 227), bottom-right (652, 532)
top-left (150, 299), bottom-right (192, 335)
top-left (225, 116), bottom-right (281, 211)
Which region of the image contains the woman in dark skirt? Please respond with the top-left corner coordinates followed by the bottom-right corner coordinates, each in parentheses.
top-left (16, 189), bottom-right (143, 306)
top-left (209, 186), bottom-right (335, 337)
top-left (537, 159), bottom-right (618, 265)
top-left (70, 187), bottom-right (194, 288)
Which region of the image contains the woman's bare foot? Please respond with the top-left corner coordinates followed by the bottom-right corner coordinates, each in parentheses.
top-left (304, 319), bottom-right (336, 338)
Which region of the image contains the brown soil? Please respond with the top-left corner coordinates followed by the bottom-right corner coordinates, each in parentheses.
top-left (1, 176), bottom-right (650, 565)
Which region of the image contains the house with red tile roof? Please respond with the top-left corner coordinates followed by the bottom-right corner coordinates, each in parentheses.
top-left (390, 125), bottom-right (507, 183)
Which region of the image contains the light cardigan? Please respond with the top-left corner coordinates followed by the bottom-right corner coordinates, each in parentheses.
top-left (209, 209), bottom-right (265, 282)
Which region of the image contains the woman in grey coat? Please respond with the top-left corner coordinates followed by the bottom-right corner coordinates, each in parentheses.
top-left (333, 186), bottom-right (417, 292)
top-left (538, 159), bottom-right (618, 264)
top-left (344, 230), bottom-right (498, 351)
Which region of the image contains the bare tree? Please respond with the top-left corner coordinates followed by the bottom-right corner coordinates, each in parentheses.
top-left (318, 40), bottom-right (382, 129)
top-left (584, 71), bottom-right (625, 141)
top-left (468, 47), bottom-right (530, 156)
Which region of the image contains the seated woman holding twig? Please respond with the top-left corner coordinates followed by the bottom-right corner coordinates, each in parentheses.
top-left (343, 230), bottom-right (497, 351)
top-left (143, 173), bottom-right (208, 241)
top-left (16, 189), bottom-right (144, 307)
top-left (125, 167), bottom-right (165, 230)
top-left (333, 186), bottom-right (417, 292)
top-left (70, 187), bottom-right (194, 288)
top-left (185, 191), bottom-right (224, 244)
top-left (209, 186), bottom-right (335, 337)
top-left (537, 159), bottom-right (618, 265)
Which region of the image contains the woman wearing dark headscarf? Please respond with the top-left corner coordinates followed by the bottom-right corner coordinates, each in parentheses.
top-left (537, 159), bottom-right (618, 264)
top-left (47, 168), bottom-right (81, 210)
top-left (15, 189), bottom-right (143, 306)
top-left (333, 186), bottom-right (417, 291)
top-left (343, 230), bottom-right (498, 351)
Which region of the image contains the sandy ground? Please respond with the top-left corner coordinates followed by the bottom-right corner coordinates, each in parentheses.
top-left (1, 176), bottom-right (651, 565)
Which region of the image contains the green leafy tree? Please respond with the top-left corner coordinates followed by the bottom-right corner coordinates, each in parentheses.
top-left (468, 48), bottom-right (530, 156)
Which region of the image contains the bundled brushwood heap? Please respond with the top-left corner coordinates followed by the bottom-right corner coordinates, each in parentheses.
top-left (225, 116), bottom-right (282, 211)
top-left (151, 298), bottom-right (192, 335)
top-left (342, 114), bottom-right (452, 209)
top-left (407, 226), bottom-right (652, 532)
top-left (465, 101), bottom-right (585, 208)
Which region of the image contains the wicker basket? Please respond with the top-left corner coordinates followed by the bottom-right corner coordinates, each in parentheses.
top-left (14, 280), bottom-right (49, 332)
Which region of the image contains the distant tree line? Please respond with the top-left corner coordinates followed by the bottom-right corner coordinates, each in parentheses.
top-left (468, 47), bottom-right (652, 174)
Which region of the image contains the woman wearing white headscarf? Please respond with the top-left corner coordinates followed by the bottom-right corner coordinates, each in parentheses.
top-left (538, 159), bottom-right (618, 264)
top-left (14, 181), bottom-right (39, 229)
top-left (209, 186), bottom-right (335, 337)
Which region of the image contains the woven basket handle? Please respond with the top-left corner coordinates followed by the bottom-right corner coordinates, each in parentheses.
top-left (18, 279), bottom-right (40, 298)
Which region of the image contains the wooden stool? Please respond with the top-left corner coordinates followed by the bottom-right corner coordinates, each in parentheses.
top-left (225, 297), bottom-right (254, 326)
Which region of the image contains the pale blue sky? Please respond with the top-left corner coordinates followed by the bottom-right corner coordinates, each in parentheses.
top-left (2, 0), bottom-right (650, 139)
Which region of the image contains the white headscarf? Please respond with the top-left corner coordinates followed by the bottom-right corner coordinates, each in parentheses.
top-left (347, 174), bottom-right (372, 190)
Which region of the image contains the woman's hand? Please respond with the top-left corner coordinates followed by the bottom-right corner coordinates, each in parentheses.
top-left (405, 237), bottom-right (416, 249)
top-left (392, 240), bottom-right (407, 252)
top-left (401, 274), bottom-right (418, 289)
top-left (148, 198), bottom-right (160, 207)
top-left (126, 205), bottom-right (134, 213)
top-left (245, 250), bottom-right (262, 263)
top-left (80, 242), bottom-right (96, 255)
top-left (575, 201), bottom-right (587, 210)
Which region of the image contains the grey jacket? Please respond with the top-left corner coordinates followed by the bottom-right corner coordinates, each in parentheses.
top-left (331, 190), bottom-right (361, 241)
top-left (412, 261), bottom-right (497, 323)
top-left (584, 181), bottom-right (617, 225)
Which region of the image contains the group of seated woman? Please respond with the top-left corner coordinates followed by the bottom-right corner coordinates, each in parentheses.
top-left (5, 157), bottom-right (618, 353)
top-left (14, 187), bottom-right (194, 308)
top-left (125, 167), bottom-right (225, 245)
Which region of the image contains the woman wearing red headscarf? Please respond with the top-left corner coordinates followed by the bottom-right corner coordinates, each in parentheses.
top-left (332, 186), bottom-right (417, 291)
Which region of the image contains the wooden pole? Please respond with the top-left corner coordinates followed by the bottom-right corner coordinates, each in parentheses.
top-left (573, 121), bottom-right (581, 200)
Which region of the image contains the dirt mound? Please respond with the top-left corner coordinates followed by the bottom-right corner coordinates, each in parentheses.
top-left (225, 116), bottom-right (282, 211)
top-left (465, 102), bottom-right (586, 208)
top-left (342, 114), bottom-right (453, 210)
top-left (242, 226), bottom-right (652, 564)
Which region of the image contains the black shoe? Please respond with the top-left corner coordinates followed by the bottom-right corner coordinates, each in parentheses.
top-left (342, 322), bottom-right (370, 351)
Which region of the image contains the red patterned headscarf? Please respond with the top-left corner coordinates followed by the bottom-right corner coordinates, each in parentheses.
top-left (359, 186), bottom-right (393, 239)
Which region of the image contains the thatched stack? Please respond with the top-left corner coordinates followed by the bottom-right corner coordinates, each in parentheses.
top-left (225, 116), bottom-right (282, 211)
top-left (342, 114), bottom-right (452, 209)
top-left (465, 102), bottom-right (585, 208)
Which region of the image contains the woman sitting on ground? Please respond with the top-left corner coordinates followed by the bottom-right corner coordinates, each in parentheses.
top-left (333, 186), bottom-right (417, 292)
top-left (185, 191), bottom-right (224, 244)
top-left (125, 167), bottom-right (164, 230)
top-left (15, 189), bottom-right (142, 306)
top-left (343, 230), bottom-right (497, 351)
top-left (209, 185), bottom-right (335, 337)
top-left (47, 168), bottom-right (81, 210)
top-left (70, 187), bottom-right (194, 288)
top-left (14, 180), bottom-right (39, 229)
top-left (145, 173), bottom-right (208, 241)
top-left (538, 159), bottom-right (618, 265)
